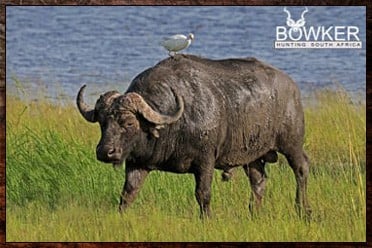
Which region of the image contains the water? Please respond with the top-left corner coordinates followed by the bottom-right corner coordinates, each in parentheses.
top-left (6, 6), bottom-right (366, 101)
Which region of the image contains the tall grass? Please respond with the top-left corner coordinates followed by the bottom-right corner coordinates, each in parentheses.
top-left (6, 86), bottom-right (365, 242)
top-left (304, 89), bottom-right (365, 167)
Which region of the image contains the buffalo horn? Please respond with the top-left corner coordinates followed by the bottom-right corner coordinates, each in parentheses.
top-left (76, 84), bottom-right (96, 123)
top-left (126, 90), bottom-right (184, 125)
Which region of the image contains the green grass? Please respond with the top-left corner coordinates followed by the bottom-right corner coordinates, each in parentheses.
top-left (6, 86), bottom-right (366, 242)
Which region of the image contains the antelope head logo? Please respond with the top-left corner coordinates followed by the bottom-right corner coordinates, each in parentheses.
top-left (283, 7), bottom-right (308, 32)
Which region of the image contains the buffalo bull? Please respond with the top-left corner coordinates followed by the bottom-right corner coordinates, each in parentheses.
top-left (77, 54), bottom-right (311, 218)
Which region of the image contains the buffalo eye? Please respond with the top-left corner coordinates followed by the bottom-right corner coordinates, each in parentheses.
top-left (126, 122), bottom-right (134, 128)
top-left (118, 118), bottom-right (136, 130)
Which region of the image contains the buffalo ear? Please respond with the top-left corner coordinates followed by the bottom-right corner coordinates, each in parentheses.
top-left (148, 124), bottom-right (165, 138)
top-left (149, 128), bottom-right (160, 138)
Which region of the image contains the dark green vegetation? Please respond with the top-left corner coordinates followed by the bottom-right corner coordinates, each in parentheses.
top-left (6, 87), bottom-right (365, 241)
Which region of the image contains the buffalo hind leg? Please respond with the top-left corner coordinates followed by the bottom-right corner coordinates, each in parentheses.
top-left (285, 150), bottom-right (312, 219)
top-left (119, 166), bottom-right (149, 212)
top-left (244, 160), bottom-right (266, 215)
top-left (193, 164), bottom-right (214, 219)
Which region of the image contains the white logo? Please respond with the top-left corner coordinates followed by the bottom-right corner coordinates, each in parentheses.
top-left (283, 7), bottom-right (308, 33)
top-left (275, 7), bottom-right (362, 49)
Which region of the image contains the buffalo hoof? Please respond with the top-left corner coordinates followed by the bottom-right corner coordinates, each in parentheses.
top-left (221, 170), bottom-right (233, 181)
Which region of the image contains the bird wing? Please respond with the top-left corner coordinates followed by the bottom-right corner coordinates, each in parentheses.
top-left (161, 35), bottom-right (188, 51)
top-left (163, 34), bottom-right (187, 41)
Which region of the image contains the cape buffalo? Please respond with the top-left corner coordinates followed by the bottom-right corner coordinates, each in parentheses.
top-left (77, 54), bottom-right (311, 218)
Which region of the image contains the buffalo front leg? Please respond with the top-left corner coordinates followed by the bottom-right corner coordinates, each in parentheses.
top-left (119, 166), bottom-right (149, 212)
top-left (243, 160), bottom-right (266, 215)
top-left (193, 165), bottom-right (214, 219)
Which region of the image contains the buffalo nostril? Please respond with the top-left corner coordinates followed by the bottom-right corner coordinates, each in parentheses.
top-left (107, 148), bottom-right (116, 157)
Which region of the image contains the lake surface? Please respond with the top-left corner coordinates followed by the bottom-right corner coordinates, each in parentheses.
top-left (6, 6), bottom-right (366, 101)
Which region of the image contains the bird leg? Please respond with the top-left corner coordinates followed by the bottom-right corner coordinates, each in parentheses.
top-left (169, 51), bottom-right (176, 57)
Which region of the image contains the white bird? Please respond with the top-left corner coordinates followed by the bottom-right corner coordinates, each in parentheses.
top-left (160, 33), bottom-right (194, 56)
